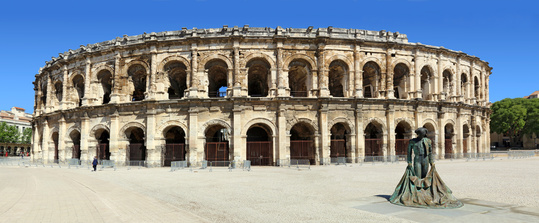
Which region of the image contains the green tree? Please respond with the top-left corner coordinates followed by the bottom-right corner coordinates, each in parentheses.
top-left (491, 98), bottom-right (539, 147)
top-left (21, 128), bottom-right (32, 144)
top-left (0, 122), bottom-right (21, 143)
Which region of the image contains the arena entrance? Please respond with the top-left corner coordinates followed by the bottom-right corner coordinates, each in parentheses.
top-left (164, 126), bottom-right (186, 166)
top-left (52, 132), bottom-right (59, 163)
top-left (70, 130), bottom-right (81, 159)
top-left (246, 125), bottom-right (273, 165)
top-left (126, 127), bottom-right (146, 161)
top-left (205, 125), bottom-right (229, 161)
top-left (395, 121), bottom-right (412, 155)
top-left (445, 124), bottom-right (454, 155)
top-left (364, 122), bottom-right (382, 156)
top-left (290, 122), bottom-right (315, 164)
top-left (330, 123), bottom-right (348, 159)
top-left (463, 124), bottom-right (470, 153)
top-left (96, 130), bottom-right (110, 160)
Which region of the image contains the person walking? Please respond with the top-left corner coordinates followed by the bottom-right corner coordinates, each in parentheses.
top-left (92, 156), bottom-right (98, 172)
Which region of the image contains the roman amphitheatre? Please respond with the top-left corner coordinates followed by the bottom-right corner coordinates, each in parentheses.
top-left (31, 26), bottom-right (491, 166)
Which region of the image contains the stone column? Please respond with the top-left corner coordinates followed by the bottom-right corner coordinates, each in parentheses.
top-left (270, 68), bottom-right (277, 97)
top-left (42, 120), bottom-right (49, 162)
top-left (109, 109), bottom-right (120, 163)
top-left (82, 58), bottom-right (92, 106)
top-left (277, 104), bottom-right (288, 161)
top-left (80, 112), bottom-right (89, 161)
top-left (414, 52), bottom-right (422, 99)
top-left (232, 104), bottom-right (243, 162)
top-left (276, 42), bottom-right (287, 96)
top-left (319, 104), bottom-right (329, 163)
top-left (188, 45), bottom-right (199, 98)
top-left (354, 45), bottom-right (363, 98)
top-left (355, 107), bottom-right (364, 160)
top-left (386, 49), bottom-right (394, 99)
top-left (58, 116), bottom-right (66, 161)
top-left (110, 53), bottom-right (122, 103)
top-left (455, 56), bottom-right (461, 102)
top-left (61, 65), bottom-right (68, 110)
top-left (436, 54), bottom-right (443, 101)
top-left (318, 44), bottom-right (329, 97)
top-left (438, 115), bottom-right (445, 159)
top-left (32, 123), bottom-right (40, 161)
top-left (146, 108), bottom-right (157, 166)
top-left (386, 106), bottom-right (396, 157)
top-left (232, 42), bottom-right (242, 97)
top-left (188, 108), bottom-right (199, 164)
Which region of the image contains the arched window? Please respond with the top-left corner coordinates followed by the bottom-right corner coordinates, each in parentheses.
top-left (54, 81), bottom-right (63, 104)
top-left (206, 60), bottom-right (228, 97)
top-left (97, 70), bottom-right (112, 104)
top-left (128, 64), bottom-right (147, 101)
top-left (363, 61), bottom-right (381, 98)
top-left (288, 60), bottom-right (310, 97)
top-left (442, 70), bottom-right (452, 97)
top-left (393, 63), bottom-right (409, 99)
top-left (247, 59), bottom-right (270, 97)
top-left (72, 75), bottom-right (84, 106)
top-left (328, 60), bottom-right (348, 97)
top-left (420, 66), bottom-right (433, 100)
top-left (165, 62), bottom-right (187, 99)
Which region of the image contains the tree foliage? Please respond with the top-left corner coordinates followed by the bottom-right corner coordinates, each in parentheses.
top-left (0, 122), bottom-right (21, 143)
top-left (21, 128), bottom-right (32, 144)
top-left (491, 98), bottom-right (539, 146)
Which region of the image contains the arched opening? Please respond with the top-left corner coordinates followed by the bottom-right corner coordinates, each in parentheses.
top-left (206, 60), bottom-right (228, 98)
top-left (393, 63), bottom-right (409, 99)
top-left (7, 146), bottom-right (11, 156)
top-left (126, 127), bottom-right (145, 161)
top-left (330, 123), bottom-right (348, 160)
top-left (205, 124), bottom-right (230, 161)
top-left (420, 66), bottom-right (432, 100)
top-left (128, 64), bottom-right (147, 101)
top-left (461, 73), bottom-right (467, 98)
top-left (165, 62), bottom-right (187, 99)
top-left (422, 123), bottom-right (436, 147)
top-left (442, 70), bottom-right (452, 98)
top-left (328, 60), bottom-right (347, 97)
top-left (72, 75), bottom-right (84, 107)
top-left (246, 125), bottom-right (273, 165)
top-left (247, 59), bottom-right (270, 97)
top-left (445, 123), bottom-right (454, 155)
top-left (363, 61), bottom-right (380, 98)
top-left (54, 82), bottom-right (63, 104)
top-left (474, 76), bottom-right (480, 100)
top-left (96, 129), bottom-right (110, 160)
top-left (52, 132), bottom-right (59, 163)
top-left (288, 59), bottom-right (310, 97)
top-left (463, 124), bottom-right (470, 153)
top-left (41, 81), bottom-right (47, 107)
top-left (97, 70), bottom-right (112, 104)
top-left (69, 130), bottom-right (81, 159)
top-left (164, 126), bottom-right (186, 166)
top-left (395, 121), bottom-right (413, 155)
top-left (364, 122), bottom-right (383, 156)
top-left (0, 146), bottom-right (4, 155)
top-left (290, 122), bottom-right (315, 164)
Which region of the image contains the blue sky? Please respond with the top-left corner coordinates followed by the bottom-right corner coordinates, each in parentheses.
top-left (0, 0), bottom-right (537, 113)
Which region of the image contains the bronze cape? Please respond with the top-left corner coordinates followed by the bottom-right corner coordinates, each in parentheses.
top-left (389, 165), bottom-right (463, 208)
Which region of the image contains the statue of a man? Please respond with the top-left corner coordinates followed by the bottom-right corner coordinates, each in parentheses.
top-left (407, 127), bottom-right (433, 179)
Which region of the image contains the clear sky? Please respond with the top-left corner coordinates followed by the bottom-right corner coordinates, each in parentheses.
top-left (0, 0), bottom-right (537, 113)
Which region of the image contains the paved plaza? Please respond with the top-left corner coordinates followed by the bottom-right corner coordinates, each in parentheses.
top-left (1, 157), bottom-right (539, 222)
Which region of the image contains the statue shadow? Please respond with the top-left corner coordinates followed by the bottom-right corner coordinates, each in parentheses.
top-left (375, 194), bottom-right (391, 201)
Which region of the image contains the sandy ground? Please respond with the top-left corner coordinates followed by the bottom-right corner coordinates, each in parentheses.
top-left (1, 157), bottom-right (538, 222)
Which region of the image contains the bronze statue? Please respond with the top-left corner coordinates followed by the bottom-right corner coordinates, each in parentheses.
top-left (390, 127), bottom-right (463, 208)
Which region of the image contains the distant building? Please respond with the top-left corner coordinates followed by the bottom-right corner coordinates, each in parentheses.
top-left (523, 90), bottom-right (539, 99)
top-left (0, 107), bottom-right (32, 156)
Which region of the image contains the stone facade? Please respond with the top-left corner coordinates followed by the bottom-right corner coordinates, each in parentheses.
top-left (32, 26), bottom-right (491, 166)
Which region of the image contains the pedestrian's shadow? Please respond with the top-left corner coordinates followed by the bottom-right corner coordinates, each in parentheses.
top-left (375, 195), bottom-right (391, 201)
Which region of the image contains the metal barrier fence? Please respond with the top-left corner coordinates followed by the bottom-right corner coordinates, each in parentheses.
top-left (331, 157), bottom-right (347, 166)
top-left (242, 160), bottom-right (251, 171)
top-left (100, 160), bottom-right (117, 171)
top-left (507, 151), bottom-right (535, 159)
top-left (287, 159), bottom-right (311, 170)
top-left (208, 161), bottom-right (236, 172)
top-left (68, 159), bottom-right (81, 168)
top-left (170, 160), bottom-right (188, 172)
top-left (127, 160), bottom-right (146, 170)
